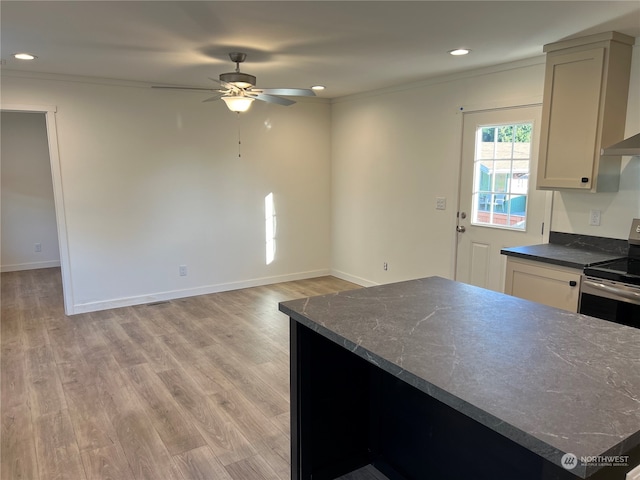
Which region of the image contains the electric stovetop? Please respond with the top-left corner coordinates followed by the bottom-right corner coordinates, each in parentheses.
top-left (585, 219), bottom-right (640, 286)
top-left (584, 257), bottom-right (640, 285)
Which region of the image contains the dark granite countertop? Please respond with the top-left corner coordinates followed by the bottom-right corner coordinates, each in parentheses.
top-left (500, 243), bottom-right (625, 269)
top-left (279, 277), bottom-right (640, 478)
top-left (500, 232), bottom-right (628, 269)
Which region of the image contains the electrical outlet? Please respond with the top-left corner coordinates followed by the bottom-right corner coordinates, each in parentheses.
top-left (383, 262), bottom-right (388, 271)
top-left (436, 197), bottom-right (446, 210)
top-left (34, 243), bottom-right (42, 253)
top-left (589, 210), bottom-right (601, 226)
top-left (179, 265), bottom-right (188, 276)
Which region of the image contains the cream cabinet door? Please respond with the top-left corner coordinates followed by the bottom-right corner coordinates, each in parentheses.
top-left (536, 48), bottom-right (604, 191)
top-left (504, 258), bottom-right (581, 312)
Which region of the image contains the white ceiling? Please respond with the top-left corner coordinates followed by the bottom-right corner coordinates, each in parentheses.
top-left (2, 1), bottom-right (640, 99)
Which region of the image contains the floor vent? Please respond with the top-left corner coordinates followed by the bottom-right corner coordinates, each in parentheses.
top-left (146, 300), bottom-right (171, 307)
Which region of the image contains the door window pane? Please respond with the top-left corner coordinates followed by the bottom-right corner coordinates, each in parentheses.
top-left (471, 123), bottom-right (532, 230)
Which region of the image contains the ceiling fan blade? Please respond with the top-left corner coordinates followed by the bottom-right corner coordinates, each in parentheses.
top-left (203, 94), bottom-right (223, 103)
top-left (254, 88), bottom-right (316, 97)
top-left (208, 77), bottom-right (236, 90)
top-left (250, 93), bottom-right (296, 106)
top-left (152, 85), bottom-right (221, 91)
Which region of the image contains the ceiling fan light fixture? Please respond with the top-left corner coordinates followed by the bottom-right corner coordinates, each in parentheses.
top-left (219, 71), bottom-right (256, 89)
top-left (222, 95), bottom-right (255, 113)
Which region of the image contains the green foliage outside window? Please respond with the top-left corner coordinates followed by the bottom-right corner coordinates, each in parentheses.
top-left (482, 124), bottom-right (532, 143)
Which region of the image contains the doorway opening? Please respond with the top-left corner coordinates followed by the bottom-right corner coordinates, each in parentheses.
top-left (1, 104), bottom-right (73, 314)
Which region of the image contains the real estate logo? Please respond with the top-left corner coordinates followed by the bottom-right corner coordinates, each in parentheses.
top-left (560, 452), bottom-right (629, 470)
top-left (561, 453), bottom-right (578, 470)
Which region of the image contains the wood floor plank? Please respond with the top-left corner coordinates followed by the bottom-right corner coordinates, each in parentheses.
top-left (92, 355), bottom-right (184, 480)
top-left (110, 409), bottom-right (184, 480)
top-left (1, 403), bottom-right (39, 480)
top-left (47, 320), bottom-right (95, 386)
top-left (255, 431), bottom-right (291, 480)
top-left (63, 382), bottom-right (118, 451)
top-left (26, 343), bottom-right (68, 417)
top-left (0, 304), bottom-right (23, 346)
top-left (173, 445), bottom-right (234, 480)
top-left (224, 453), bottom-right (281, 480)
top-left (47, 317), bottom-right (82, 364)
top-left (93, 319), bottom-right (147, 368)
top-left (1, 341), bottom-right (28, 409)
top-left (119, 321), bottom-right (182, 373)
top-left (56, 357), bottom-right (95, 388)
top-left (166, 312), bottom-right (219, 349)
top-left (156, 368), bottom-right (257, 465)
top-left (171, 296), bottom-right (213, 320)
top-left (133, 303), bottom-right (182, 337)
top-left (22, 310), bottom-right (51, 349)
top-left (74, 318), bottom-right (109, 357)
top-left (158, 333), bottom-right (202, 365)
top-left (186, 361), bottom-right (235, 395)
top-left (272, 412), bottom-right (290, 437)
top-left (203, 344), bottom-right (289, 418)
top-left (212, 388), bottom-right (281, 444)
top-left (159, 335), bottom-right (235, 394)
top-left (34, 409), bottom-right (87, 480)
top-left (80, 443), bottom-right (136, 480)
top-left (250, 359), bottom-right (290, 401)
top-left (124, 363), bottom-right (206, 455)
top-left (211, 325), bottom-right (283, 366)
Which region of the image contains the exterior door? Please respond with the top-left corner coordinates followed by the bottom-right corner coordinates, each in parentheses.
top-left (455, 106), bottom-right (551, 292)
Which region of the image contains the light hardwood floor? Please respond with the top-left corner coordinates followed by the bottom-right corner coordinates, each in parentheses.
top-left (1, 268), bottom-right (360, 480)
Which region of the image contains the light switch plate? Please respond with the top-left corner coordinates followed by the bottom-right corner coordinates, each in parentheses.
top-left (436, 197), bottom-right (446, 210)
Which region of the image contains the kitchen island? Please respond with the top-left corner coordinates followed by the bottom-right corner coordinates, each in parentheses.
top-left (279, 276), bottom-right (640, 480)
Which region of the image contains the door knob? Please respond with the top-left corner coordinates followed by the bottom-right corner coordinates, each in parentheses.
top-left (456, 225), bottom-right (466, 233)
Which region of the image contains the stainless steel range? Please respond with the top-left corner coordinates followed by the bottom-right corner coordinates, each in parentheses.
top-left (580, 219), bottom-right (640, 327)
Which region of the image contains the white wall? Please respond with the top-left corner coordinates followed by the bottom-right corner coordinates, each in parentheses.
top-left (1, 111), bottom-right (60, 271)
top-left (1, 73), bottom-right (331, 312)
top-left (331, 59), bottom-right (547, 286)
top-left (331, 42), bottom-right (639, 286)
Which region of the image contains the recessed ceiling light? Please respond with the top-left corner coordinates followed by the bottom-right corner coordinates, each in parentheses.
top-left (311, 85), bottom-right (326, 91)
top-left (449, 49), bottom-right (470, 56)
top-left (13, 53), bottom-right (37, 60)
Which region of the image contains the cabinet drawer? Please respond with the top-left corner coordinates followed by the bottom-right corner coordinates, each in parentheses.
top-left (505, 258), bottom-right (581, 312)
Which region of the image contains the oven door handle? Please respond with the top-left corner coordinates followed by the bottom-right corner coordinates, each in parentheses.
top-left (582, 279), bottom-right (640, 304)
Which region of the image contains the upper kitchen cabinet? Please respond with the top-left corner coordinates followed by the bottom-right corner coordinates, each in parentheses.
top-left (536, 32), bottom-right (634, 192)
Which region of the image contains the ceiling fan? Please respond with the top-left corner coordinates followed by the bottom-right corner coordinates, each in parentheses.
top-left (153, 52), bottom-right (316, 112)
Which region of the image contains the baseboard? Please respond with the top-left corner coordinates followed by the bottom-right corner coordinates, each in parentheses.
top-left (330, 269), bottom-right (378, 288)
top-left (1, 260), bottom-right (61, 273)
top-left (71, 268), bottom-right (331, 314)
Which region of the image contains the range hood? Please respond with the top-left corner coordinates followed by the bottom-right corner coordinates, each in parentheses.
top-left (601, 132), bottom-right (640, 156)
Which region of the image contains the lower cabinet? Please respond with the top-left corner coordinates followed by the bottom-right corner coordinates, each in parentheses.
top-left (505, 258), bottom-right (581, 312)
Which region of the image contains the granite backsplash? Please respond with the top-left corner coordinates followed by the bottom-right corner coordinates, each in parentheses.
top-left (549, 231), bottom-right (629, 256)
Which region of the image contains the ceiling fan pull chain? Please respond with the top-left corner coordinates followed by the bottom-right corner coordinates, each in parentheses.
top-left (237, 111), bottom-right (242, 158)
